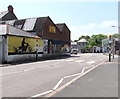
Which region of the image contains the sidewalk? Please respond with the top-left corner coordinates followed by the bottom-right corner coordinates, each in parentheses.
top-left (49, 57), bottom-right (119, 98)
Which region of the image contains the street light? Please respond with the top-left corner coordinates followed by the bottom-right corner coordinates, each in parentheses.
top-left (111, 26), bottom-right (120, 58)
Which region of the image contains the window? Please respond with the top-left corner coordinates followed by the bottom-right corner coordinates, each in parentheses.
top-left (49, 26), bottom-right (56, 33)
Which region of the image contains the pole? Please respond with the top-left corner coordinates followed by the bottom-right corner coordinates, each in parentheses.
top-left (109, 49), bottom-right (111, 62)
top-left (109, 35), bottom-right (112, 62)
top-left (113, 38), bottom-right (115, 59)
top-left (36, 36), bottom-right (39, 61)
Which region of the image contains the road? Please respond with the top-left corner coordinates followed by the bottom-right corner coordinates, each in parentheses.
top-left (49, 57), bottom-right (118, 98)
top-left (0, 53), bottom-right (108, 97)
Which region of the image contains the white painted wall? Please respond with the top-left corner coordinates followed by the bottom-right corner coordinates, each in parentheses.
top-left (0, 36), bottom-right (3, 64)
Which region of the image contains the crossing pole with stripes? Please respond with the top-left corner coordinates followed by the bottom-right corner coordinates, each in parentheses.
top-left (35, 36), bottom-right (39, 61)
top-left (109, 35), bottom-right (112, 62)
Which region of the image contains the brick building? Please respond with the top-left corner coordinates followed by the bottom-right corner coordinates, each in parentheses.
top-left (0, 5), bottom-right (17, 21)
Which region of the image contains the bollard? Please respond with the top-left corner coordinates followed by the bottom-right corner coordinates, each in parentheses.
top-left (109, 53), bottom-right (111, 62)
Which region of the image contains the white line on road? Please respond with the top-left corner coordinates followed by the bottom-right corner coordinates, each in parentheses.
top-left (81, 67), bottom-right (89, 73)
top-left (75, 60), bottom-right (84, 63)
top-left (64, 73), bottom-right (81, 79)
top-left (65, 59), bottom-right (74, 62)
top-left (87, 61), bottom-right (95, 64)
top-left (0, 71), bottom-right (23, 76)
top-left (31, 90), bottom-right (53, 98)
top-left (30, 64), bottom-right (97, 98)
top-left (46, 60), bottom-right (106, 97)
top-left (53, 78), bottom-right (64, 90)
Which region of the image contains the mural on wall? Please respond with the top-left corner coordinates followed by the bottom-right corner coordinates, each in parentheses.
top-left (48, 40), bottom-right (70, 54)
top-left (8, 36), bottom-right (43, 54)
top-left (43, 40), bottom-right (48, 54)
top-left (61, 44), bottom-right (70, 53)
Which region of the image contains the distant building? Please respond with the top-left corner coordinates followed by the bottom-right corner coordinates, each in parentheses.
top-left (0, 5), bottom-right (17, 21)
top-left (101, 37), bottom-right (119, 54)
top-left (77, 39), bottom-right (88, 53)
top-left (71, 39), bottom-right (88, 53)
top-left (56, 23), bottom-right (71, 43)
top-left (101, 38), bottom-right (109, 53)
top-left (71, 42), bottom-right (77, 49)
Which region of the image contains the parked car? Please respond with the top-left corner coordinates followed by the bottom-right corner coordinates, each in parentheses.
top-left (71, 48), bottom-right (78, 54)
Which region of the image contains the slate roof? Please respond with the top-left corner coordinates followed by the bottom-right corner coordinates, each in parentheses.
top-left (77, 39), bottom-right (88, 43)
top-left (56, 23), bottom-right (71, 33)
top-left (13, 16), bottom-right (61, 33)
top-left (0, 11), bottom-right (8, 19)
top-left (13, 17), bottom-right (48, 31)
top-left (56, 24), bottom-right (64, 32)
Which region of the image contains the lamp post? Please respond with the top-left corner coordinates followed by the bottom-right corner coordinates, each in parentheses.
top-left (35, 36), bottom-right (39, 61)
top-left (111, 25), bottom-right (120, 58)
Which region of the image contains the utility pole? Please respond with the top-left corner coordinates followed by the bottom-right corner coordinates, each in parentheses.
top-left (109, 35), bottom-right (112, 62)
top-left (112, 38), bottom-right (115, 59)
top-left (35, 36), bottom-right (39, 61)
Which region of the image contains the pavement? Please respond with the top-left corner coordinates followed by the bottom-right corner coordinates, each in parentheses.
top-left (47, 56), bottom-right (119, 98)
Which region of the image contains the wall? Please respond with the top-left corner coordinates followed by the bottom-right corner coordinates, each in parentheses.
top-left (0, 36), bottom-right (3, 63)
top-left (37, 17), bottom-right (61, 41)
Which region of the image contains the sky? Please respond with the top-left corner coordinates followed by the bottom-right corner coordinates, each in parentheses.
top-left (0, 0), bottom-right (119, 41)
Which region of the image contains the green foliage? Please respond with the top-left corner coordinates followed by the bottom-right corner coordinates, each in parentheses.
top-left (73, 34), bottom-right (107, 48)
top-left (112, 33), bottom-right (120, 38)
top-left (88, 34), bottom-right (107, 47)
top-left (74, 40), bottom-right (79, 42)
top-left (78, 35), bottom-right (90, 41)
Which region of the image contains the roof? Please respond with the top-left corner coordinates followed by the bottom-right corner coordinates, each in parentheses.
top-left (71, 42), bottom-right (77, 45)
top-left (114, 38), bottom-right (119, 41)
top-left (56, 23), bottom-right (71, 33)
top-left (77, 39), bottom-right (88, 43)
top-left (0, 24), bottom-right (38, 38)
top-left (13, 17), bottom-right (49, 32)
top-left (13, 16), bottom-right (62, 34)
top-left (0, 11), bottom-right (8, 19)
top-left (56, 24), bottom-right (64, 32)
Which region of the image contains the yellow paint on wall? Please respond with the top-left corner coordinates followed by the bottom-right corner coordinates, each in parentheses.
top-left (8, 36), bottom-right (43, 53)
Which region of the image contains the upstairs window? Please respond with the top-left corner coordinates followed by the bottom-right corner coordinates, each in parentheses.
top-left (49, 26), bottom-right (56, 33)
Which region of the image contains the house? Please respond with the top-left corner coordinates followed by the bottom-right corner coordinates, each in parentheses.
top-left (71, 41), bottom-right (78, 49)
top-left (77, 39), bottom-right (88, 53)
top-left (0, 5), bottom-right (71, 56)
top-left (0, 5), bottom-right (17, 21)
top-left (56, 23), bottom-right (71, 44)
top-left (101, 37), bottom-right (119, 54)
top-left (101, 38), bottom-right (109, 53)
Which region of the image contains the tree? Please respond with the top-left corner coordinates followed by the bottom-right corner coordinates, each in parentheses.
top-left (87, 34), bottom-right (107, 47)
top-left (74, 40), bottom-right (79, 42)
top-left (78, 35), bottom-right (90, 41)
top-left (112, 33), bottom-right (120, 38)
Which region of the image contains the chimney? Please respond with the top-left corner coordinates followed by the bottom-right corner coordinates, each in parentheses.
top-left (8, 5), bottom-right (13, 12)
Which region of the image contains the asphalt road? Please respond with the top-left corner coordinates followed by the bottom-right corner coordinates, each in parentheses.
top-left (50, 57), bottom-right (118, 97)
top-left (0, 53), bottom-right (108, 97)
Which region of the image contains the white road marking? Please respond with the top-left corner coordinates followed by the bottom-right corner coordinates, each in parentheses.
top-left (81, 67), bottom-right (89, 73)
top-left (31, 90), bottom-right (53, 98)
top-left (0, 71), bottom-right (23, 76)
top-left (65, 59), bottom-right (73, 62)
top-left (64, 73), bottom-right (81, 79)
top-left (0, 60), bottom-right (94, 76)
top-left (87, 61), bottom-right (95, 64)
top-left (23, 66), bottom-right (40, 72)
top-left (46, 60), bottom-right (106, 97)
top-left (29, 58), bottom-right (108, 98)
top-left (53, 78), bottom-right (64, 90)
top-left (75, 60), bottom-right (84, 63)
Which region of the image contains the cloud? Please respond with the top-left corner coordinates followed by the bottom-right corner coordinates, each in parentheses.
top-left (69, 20), bottom-right (118, 40)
